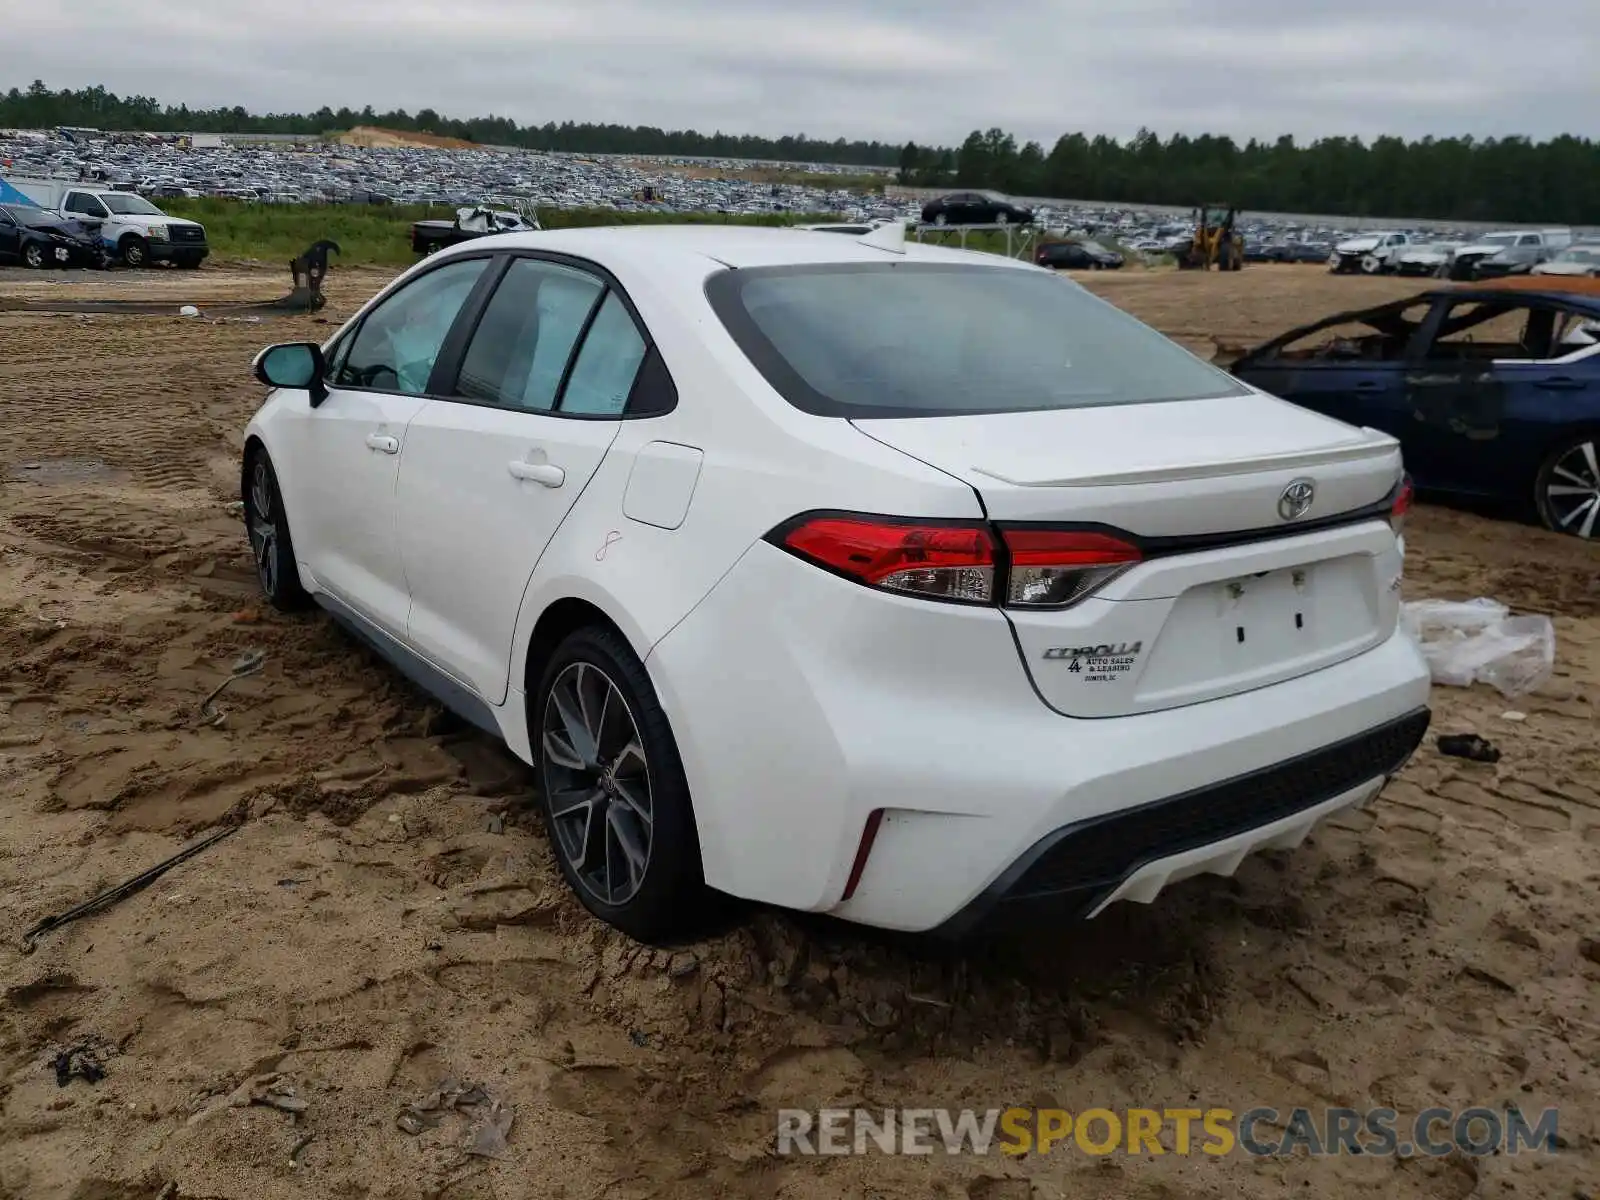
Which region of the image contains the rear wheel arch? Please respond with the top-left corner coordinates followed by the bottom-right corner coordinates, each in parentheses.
top-left (522, 598), bottom-right (709, 938)
top-left (523, 597), bottom-right (625, 706)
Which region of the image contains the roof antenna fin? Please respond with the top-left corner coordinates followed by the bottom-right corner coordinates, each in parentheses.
top-left (859, 221), bottom-right (907, 255)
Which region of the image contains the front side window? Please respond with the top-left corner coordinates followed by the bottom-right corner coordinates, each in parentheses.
top-left (706, 263), bottom-right (1246, 418)
top-left (101, 193), bottom-right (164, 216)
top-left (336, 257), bottom-right (489, 394)
top-left (453, 258), bottom-right (604, 411)
top-left (65, 193), bottom-right (108, 218)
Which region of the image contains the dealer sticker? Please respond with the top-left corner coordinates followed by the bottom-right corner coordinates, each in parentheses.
top-left (1043, 641), bottom-right (1143, 683)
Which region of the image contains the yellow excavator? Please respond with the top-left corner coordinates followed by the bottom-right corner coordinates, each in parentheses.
top-left (1175, 204), bottom-right (1244, 271)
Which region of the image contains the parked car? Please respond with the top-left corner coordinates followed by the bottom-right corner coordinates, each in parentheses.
top-left (1530, 243), bottom-right (1600, 278)
top-left (241, 225), bottom-right (1430, 940)
top-left (1036, 240), bottom-right (1126, 270)
top-left (1448, 229), bottom-right (1572, 281)
top-left (0, 202), bottom-right (104, 268)
top-left (1392, 242), bottom-right (1462, 278)
top-left (1035, 239), bottom-right (1124, 270)
top-left (920, 191), bottom-right (1034, 227)
top-left (1329, 231), bottom-right (1414, 274)
top-left (1, 178), bottom-right (207, 267)
top-left (411, 205), bottom-right (542, 255)
top-left (1227, 277), bottom-right (1600, 539)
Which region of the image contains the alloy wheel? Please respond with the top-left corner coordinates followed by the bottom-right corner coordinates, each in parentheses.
top-left (247, 459), bottom-right (279, 594)
top-left (1544, 440), bottom-right (1600, 539)
top-left (541, 661), bottom-right (654, 905)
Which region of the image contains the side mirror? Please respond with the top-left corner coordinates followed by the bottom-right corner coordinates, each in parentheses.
top-left (253, 342), bottom-right (328, 406)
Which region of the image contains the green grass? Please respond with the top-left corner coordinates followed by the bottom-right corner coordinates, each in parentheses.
top-left (158, 198), bottom-right (846, 266)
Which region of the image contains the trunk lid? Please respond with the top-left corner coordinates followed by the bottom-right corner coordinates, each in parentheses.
top-left (852, 394), bottom-right (1406, 718)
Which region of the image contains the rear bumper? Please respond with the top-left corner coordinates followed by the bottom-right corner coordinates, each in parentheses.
top-left (647, 541), bottom-right (1433, 932)
top-left (932, 707), bottom-right (1429, 937)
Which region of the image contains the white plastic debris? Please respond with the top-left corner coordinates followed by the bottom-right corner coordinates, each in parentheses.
top-left (1400, 598), bottom-right (1556, 698)
top-left (179, 305), bottom-right (200, 318)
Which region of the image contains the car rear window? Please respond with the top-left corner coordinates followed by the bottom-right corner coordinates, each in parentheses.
top-left (704, 262), bottom-right (1245, 418)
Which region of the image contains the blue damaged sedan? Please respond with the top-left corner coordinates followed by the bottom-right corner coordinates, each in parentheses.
top-left (1227, 277), bottom-right (1600, 539)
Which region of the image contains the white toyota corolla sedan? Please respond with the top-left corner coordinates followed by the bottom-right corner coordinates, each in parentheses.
top-left (242, 223), bottom-right (1431, 941)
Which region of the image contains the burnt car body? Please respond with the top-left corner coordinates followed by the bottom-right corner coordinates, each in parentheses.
top-left (919, 191), bottom-right (1034, 227)
top-left (1226, 277), bottom-right (1600, 539)
top-left (0, 203), bottom-right (105, 269)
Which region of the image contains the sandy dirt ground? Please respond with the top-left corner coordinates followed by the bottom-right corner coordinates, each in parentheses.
top-left (1, 263), bottom-right (1596, 1200)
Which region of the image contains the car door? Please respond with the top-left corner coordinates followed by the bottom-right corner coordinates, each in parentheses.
top-left (281, 254), bottom-right (495, 637)
top-left (1420, 310), bottom-right (1593, 502)
top-left (393, 255), bottom-right (651, 704)
top-left (1400, 296), bottom-right (1533, 493)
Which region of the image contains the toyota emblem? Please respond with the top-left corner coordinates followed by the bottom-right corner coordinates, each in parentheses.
top-left (1278, 478), bottom-right (1316, 521)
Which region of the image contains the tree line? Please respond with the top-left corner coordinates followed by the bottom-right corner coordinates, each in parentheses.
top-left (5, 81), bottom-right (1597, 224)
top-left (910, 128), bottom-right (1600, 225)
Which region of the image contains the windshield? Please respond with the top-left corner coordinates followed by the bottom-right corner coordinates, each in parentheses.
top-left (100, 193), bottom-right (164, 216)
top-left (0, 204), bottom-right (49, 224)
top-left (704, 262), bottom-right (1246, 419)
top-left (1480, 233), bottom-right (1517, 247)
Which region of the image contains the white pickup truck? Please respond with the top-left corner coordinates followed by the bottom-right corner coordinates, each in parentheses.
top-left (1, 179), bottom-right (208, 268)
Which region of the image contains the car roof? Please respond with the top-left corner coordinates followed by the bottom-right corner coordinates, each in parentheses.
top-left (464, 224), bottom-right (1039, 272)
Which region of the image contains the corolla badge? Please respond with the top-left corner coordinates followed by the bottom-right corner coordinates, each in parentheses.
top-left (1277, 478), bottom-right (1316, 521)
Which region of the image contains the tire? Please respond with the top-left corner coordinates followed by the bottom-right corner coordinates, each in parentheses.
top-left (996, 212), bottom-right (1010, 226)
top-left (120, 235), bottom-right (148, 268)
top-left (1360, 255), bottom-right (1383, 275)
top-left (933, 213), bottom-right (948, 226)
top-left (1533, 433), bottom-right (1600, 540)
top-left (533, 625), bottom-right (705, 942)
top-left (243, 448), bottom-right (312, 610)
top-left (22, 241), bottom-right (47, 269)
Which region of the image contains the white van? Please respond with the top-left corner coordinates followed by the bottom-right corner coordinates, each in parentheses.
top-left (2, 178), bottom-right (208, 268)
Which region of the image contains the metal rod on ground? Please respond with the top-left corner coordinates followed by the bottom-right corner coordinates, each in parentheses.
top-left (20, 825), bottom-right (240, 953)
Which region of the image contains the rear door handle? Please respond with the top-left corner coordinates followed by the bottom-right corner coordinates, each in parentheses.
top-left (508, 459), bottom-right (565, 487)
top-left (1535, 376), bottom-right (1585, 391)
top-left (365, 433), bottom-right (400, 454)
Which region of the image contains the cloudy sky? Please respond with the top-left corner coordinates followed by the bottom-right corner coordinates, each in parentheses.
top-left (5, 0), bottom-right (1596, 147)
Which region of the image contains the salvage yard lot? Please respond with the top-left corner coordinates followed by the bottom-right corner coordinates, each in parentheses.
top-left (1, 264), bottom-right (1597, 1200)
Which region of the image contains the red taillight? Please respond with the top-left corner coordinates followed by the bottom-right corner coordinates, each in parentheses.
top-left (770, 513), bottom-right (1144, 609)
top-left (776, 515), bottom-right (997, 603)
top-left (999, 527), bottom-right (1143, 607)
top-left (1390, 473), bottom-right (1413, 536)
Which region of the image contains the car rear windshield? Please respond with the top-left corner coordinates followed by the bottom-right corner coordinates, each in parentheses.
top-left (704, 262), bottom-right (1244, 418)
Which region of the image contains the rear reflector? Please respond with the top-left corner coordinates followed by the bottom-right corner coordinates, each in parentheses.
top-left (776, 515), bottom-right (997, 603)
top-left (842, 809), bottom-right (885, 901)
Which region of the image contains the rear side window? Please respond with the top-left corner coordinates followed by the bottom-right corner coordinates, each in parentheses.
top-left (705, 263), bottom-right (1245, 418)
top-left (454, 259), bottom-right (604, 411)
top-left (561, 293), bottom-right (648, 416)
